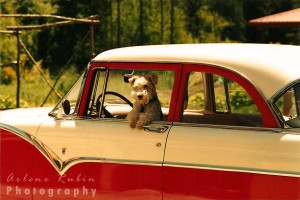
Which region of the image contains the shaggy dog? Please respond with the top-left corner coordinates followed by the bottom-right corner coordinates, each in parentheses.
top-left (126, 75), bottom-right (163, 129)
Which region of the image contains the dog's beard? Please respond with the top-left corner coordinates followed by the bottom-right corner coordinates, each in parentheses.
top-left (138, 97), bottom-right (150, 105)
top-left (137, 94), bottom-right (150, 105)
top-left (131, 90), bottom-right (150, 105)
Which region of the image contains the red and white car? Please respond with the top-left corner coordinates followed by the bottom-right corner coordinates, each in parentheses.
top-left (1, 43), bottom-right (300, 199)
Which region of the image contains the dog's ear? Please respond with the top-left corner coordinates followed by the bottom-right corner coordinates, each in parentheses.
top-left (148, 75), bottom-right (158, 85)
top-left (128, 76), bottom-right (139, 85)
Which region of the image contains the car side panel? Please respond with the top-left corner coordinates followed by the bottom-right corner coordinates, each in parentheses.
top-left (163, 126), bottom-right (300, 199)
top-left (31, 118), bottom-right (169, 199)
top-left (164, 166), bottom-right (300, 199)
top-left (31, 153), bottom-right (162, 199)
top-left (0, 127), bottom-right (33, 200)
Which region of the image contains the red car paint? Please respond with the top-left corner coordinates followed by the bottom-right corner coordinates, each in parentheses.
top-left (1, 129), bottom-right (163, 200)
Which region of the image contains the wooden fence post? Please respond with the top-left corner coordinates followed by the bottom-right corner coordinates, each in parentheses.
top-left (16, 30), bottom-right (20, 108)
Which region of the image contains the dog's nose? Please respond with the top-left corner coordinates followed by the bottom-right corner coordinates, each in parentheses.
top-left (138, 94), bottom-right (143, 99)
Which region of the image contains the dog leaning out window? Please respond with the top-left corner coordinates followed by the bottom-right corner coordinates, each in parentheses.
top-left (126, 75), bottom-right (164, 129)
top-left (89, 69), bottom-right (175, 126)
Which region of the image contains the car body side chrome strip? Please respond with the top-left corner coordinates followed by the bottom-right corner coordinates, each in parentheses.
top-left (1, 123), bottom-right (162, 175)
top-left (164, 162), bottom-right (300, 178)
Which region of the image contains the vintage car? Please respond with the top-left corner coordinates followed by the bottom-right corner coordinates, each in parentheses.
top-left (1, 43), bottom-right (300, 199)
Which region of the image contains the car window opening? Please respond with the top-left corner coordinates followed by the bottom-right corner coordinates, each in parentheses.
top-left (182, 72), bottom-right (262, 127)
top-left (86, 68), bottom-right (175, 122)
top-left (275, 81), bottom-right (300, 128)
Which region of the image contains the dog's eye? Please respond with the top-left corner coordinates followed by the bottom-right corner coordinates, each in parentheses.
top-left (144, 84), bottom-right (148, 88)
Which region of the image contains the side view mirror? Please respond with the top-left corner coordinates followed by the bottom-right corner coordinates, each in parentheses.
top-left (124, 70), bottom-right (135, 83)
top-left (62, 99), bottom-right (71, 115)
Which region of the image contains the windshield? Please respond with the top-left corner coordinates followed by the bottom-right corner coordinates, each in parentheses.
top-left (49, 73), bottom-right (85, 117)
top-left (274, 81), bottom-right (300, 128)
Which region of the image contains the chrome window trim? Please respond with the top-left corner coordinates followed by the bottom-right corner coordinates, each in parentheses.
top-left (269, 79), bottom-right (300, 128)
top-left (48, 66), bottom-right (88, 118)
top-left (172, 122), bottom-right (284, 133)
top-left (0, 123), bottom-right (163, 176)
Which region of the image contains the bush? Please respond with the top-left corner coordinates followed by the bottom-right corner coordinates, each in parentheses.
top-left (0, 95), bottom-right (29, 109)
top-left (0, 67), bottom-right (17, 85)
top-left (0, 96), bottom-right (14, 109)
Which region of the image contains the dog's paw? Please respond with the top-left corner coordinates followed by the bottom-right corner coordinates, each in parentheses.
top-left (136, 122), bottom-right (144, 130)
top-left (136, 125), bottom-right (143, 130)
top-left (129, 122), bottom-right (136, 128)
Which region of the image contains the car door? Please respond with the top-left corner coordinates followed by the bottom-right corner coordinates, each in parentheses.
top-left (31, 63), bottom-right (181, 199)
top-left (163, 64), bottom-right (300, 199)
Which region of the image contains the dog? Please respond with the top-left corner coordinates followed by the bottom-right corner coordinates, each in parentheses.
top-left (126, 75), bottom-right (163, 129)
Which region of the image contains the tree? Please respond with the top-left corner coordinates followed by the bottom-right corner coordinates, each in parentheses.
top-left (211, 0), bottom-right (246, 42)
top-left (2, 0), bottom-right (299, 77)
top-left (183, 0), bottom-right (202, 42)
top-left (182, 0), bottom-right (233, 43)
top-left (0, 0), bottom-right (57, 64)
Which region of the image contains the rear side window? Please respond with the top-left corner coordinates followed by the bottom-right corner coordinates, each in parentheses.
top-left (214, 74), bottom-right (259, 115)
top-left (182, 72), bottom-right (262, 127)
top-left (274, 82), bottom-right (300, 128)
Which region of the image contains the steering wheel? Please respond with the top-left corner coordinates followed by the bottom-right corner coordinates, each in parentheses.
top-left (96, 91), bottom-right (133, 118)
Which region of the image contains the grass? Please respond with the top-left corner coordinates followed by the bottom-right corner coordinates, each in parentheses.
top-left (0, 68), bottom-right (175, 109)
top-left (0, 66), bottom-right (82, 109)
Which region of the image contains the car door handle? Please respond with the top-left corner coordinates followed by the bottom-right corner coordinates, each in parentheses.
top-left (143, 125), bottom-right (169, 133)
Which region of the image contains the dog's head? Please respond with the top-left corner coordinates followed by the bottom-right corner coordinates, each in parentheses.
top-left (128, 75), bottom-right (158, 105)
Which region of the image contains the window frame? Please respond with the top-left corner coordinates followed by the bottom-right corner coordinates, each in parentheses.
top-left (78, 62), bottom-right (183, 123)
top-left (271, 79), bottom-right (300, 128)
top-left (174, 64), bottom-right (279, 128)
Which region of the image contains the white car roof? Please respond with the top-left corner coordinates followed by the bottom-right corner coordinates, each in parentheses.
top-left (93, 43), bottom-right (300, 99)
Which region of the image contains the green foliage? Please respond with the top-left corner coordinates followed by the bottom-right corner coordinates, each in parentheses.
top-left (0, 65), bottom-right (81, 108)
top-left (229, 89), bottom-right (259, 114)
top-left (1, 0), bottom-right (299, 108)
top-left (188, 93), bottom-right (205, 110)
top-left (0, 66), bottom-right (17, 85)
top-left (215, 93), bottom-right (227, 111)
top-left (2, 0), bottom-right (298, 75)
top-left (0, 95), bottom-right (15, 109)
top-left (182, 1), bottom-right (233, 43)
top-left (0, 0), bottom-right (58, 63)
top-left (0, 95), bottom-right (29, 109)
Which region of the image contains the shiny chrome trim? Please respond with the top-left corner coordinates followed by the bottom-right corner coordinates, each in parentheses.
top-left (49, 69), bottom-right (88, 118)
top-left (1, 123), bottom-right (162, 175)
top-left (0, 123), bottom-right (34, 143)
top-left (55, 157), bottom-right (162, 175)
top-left (76, 117), bottom-right (173, 126)
top-left (164, 162), bottom-right (300, 178)
top-left (74, 66), bottom-right (89, 115)
top-left (172, 122), bottom-right (283, 133)
top-left (269, 79), bottom-right (300, 129)
top-left (21, 131), bottom-right (157, 175)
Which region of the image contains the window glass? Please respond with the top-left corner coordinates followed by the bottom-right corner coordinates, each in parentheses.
top-left (87, 69), bottom-right (175, 121)
top-left (182, 72), bottom-right (262, 127)
top-left (275, 82), bottom-right (300, 128)
top-left (185, 72), bottom-right (205, 111)
top-left (50, 74), bottom-right (84, 117)
top-left (227, 79), bottom-right (260, 115)
top-left (87, 69), bottom-right (107, 117)
top-left (213, 74), bottom-right (228, 112)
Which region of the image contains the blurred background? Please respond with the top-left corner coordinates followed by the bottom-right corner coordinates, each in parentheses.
top-left (0, 0), bottom-right (299, 108)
